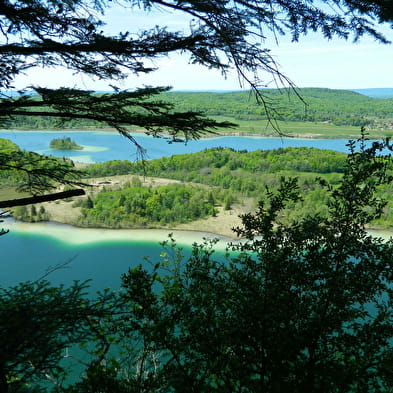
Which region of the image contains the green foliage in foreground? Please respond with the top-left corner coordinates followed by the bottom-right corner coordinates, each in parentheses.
top-left (4, 136), bottom-right (393, 392)
top-left (110, 137), bottom-right (393, 393)
top-left (77, 183), bottom-right (220, 228)
top-left (49, 137), bottom-right (83, 150)
top-left (0, 279), bottom-right (113, 393)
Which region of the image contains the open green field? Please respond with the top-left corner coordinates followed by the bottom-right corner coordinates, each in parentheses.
top-left (212, 117), bottom-right (393, 139)
top-left (0, 187), bottom-right (30, 201)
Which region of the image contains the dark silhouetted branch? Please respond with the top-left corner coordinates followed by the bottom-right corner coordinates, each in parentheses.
top-left (0, 189), bottom-right (85, 208)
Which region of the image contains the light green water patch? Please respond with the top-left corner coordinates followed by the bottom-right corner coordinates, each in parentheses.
top-left (2, 221), bottom-right (233, 289)
top-left (5, 220), bottom-right (233, 249)
top-left (35, 149), bottom-right (50, 155)
top-left (66, 154), bottom-right (95, 163)
top-left (367, 229), bottom-right (393, 241)
top-left (36, 144), bottom-right (108, 162)
top-left (34, 150), bottom-right (96, 163)
top-left (81, 145), bottom-right (108, 152)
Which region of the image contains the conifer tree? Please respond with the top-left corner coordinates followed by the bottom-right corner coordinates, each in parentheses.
top-left (82, 134), bottom-right (393, 393)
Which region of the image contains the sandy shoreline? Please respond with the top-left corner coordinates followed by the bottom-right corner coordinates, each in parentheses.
top-left (4, 219), bottom-right (237, 249)
top-left (5, 216), bottom-right (392, 251)
top-left (3, 220), bottom-right (233, 250)
top-left (5, 171), bottom-right (393, 245)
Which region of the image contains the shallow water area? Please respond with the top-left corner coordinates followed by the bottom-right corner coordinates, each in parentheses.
top-left (367, 228), bottom-right (393, 241)
top-left (4, 220), bottom-right (231, 245)
top-left (1, 220), bottom-right (232, 289)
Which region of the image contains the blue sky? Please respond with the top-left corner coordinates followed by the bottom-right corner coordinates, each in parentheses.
top-left (13, 6), bottom-right (393, 92)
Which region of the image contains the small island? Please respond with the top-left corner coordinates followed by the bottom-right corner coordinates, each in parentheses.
top-left (50, 137), bottom-right (83, 150)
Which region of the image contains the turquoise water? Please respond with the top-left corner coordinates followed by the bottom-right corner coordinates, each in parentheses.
top-left (0, 130), bottom-right (352, 163)
top-left (2, 228), bottom-right (196, 289)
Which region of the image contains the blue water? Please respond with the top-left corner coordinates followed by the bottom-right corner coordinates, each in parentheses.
top-left (0, 130), bottom-right (352, 163)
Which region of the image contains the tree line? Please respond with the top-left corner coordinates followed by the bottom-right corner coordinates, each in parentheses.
top-left (75, 181), bottom-right (220, 228)
top-left (162, 88), bottom-right (386, 126)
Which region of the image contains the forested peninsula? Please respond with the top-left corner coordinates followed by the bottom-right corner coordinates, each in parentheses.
top-left (2, 88), bottom-right (393, 139)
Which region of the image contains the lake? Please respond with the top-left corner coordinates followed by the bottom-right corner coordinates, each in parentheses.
top-left (0, 130), bottom-right (353, 163)
top-left (0, 130), bottom-right (379, 289)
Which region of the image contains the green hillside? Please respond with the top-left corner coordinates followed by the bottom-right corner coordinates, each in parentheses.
top-left (163, 88), bottom-right (393, 126)
top-left (2, 88), bottom-right (393, 138)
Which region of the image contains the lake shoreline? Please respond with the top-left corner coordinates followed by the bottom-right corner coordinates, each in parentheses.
top-left (3, 218), bottom-right (237, 247)
top-left (0, 127), bottom-right (357, 140)
top-left (4, 217), bottom-right (392, 250)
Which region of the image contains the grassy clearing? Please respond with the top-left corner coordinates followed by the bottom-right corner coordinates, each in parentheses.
top-left (0, 187), bottom-right (31, 201)
top-left (213, 117), bottom-right (393, 139)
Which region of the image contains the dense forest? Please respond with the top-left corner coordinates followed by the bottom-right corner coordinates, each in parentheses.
top-left (75, 181), bottom-right (220, 228)
top-left (161, 89), bottom-right (390, 126)
top-left (2, 88), bottom-right (393, 131)
top-left (80, 146), bottom-right (393, 228)
top-left (83, 146), bottom-right (347, 196)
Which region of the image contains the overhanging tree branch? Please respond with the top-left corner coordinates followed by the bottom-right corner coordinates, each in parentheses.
top-left (0, 189), bottom-right (86, 208)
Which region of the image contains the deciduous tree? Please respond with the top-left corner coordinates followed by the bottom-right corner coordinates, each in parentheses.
top-left (0, 279), bottom-right (116, 393)
top-left (71, 134), bottom-right (393, 392)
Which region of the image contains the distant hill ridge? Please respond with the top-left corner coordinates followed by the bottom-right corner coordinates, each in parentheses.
top-left (172, 87), bottom-right (393, 98)
top-left (162, 87), bottom-right (393, 128)
top-left (173, 87), bottom-right (393, 99)
top-left (2, 87), bottom-right (393, 130)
